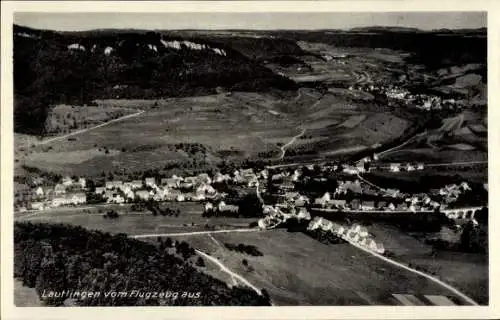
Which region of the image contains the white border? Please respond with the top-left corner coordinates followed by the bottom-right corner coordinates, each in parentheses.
top-left (1, 1), bottom-right (499, 319)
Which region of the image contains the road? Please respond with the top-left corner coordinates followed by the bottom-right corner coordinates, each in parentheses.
top-left (131, 229), bottom-right (265, 298)
top-left (277, 128), bottom-right (306, 160)
top-left (195, 249), bottom-right (264, 296)
top-left (35, 109), bottom-right (145, 145)
top-left (345, 238), bottom-right (479, 305)
top-left (131, 228), bottom-right (260, 239)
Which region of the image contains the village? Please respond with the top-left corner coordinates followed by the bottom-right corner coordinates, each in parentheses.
top-left (349, 81), bottom-right (470, 111)
top-left (19, 154), bottom-right (485, 231)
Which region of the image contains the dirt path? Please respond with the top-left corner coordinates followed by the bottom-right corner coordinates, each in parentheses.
top-left (277, 128), bottom-right (306, 160)
top-left (36, 109), bottom-right (145, 146)
top-left (195, 249), bottom-right (263, 296)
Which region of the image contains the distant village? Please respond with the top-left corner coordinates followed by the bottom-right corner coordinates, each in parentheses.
top-left (349, 83), bottom-right (468, 111)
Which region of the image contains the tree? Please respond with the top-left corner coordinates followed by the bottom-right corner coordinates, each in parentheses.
top-left (196, 257), bottom-right (205, 267)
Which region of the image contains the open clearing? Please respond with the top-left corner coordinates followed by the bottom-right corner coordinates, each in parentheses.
top-left (174, 229), bottom-right (464, 305)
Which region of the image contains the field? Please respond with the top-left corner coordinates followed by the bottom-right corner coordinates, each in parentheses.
top-left (15, 202), bottom-right (256, 235)
top-left (365, 223), bottom-right (488, 304)
top-left (17, 85), bottom-right (412, 179)
top-left (174, 229), bottom-right (466, 305)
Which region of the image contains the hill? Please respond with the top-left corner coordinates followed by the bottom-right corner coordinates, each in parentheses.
top-left (13, 24), bottom-right (297, 134)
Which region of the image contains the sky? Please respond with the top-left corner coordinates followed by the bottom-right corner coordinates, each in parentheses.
top-left (14, 12), bottom-right (486, 31)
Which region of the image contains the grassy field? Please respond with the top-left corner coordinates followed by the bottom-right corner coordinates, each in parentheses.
top-left (365, 223), bottom-right (488, 304)
top-left (16, 202), bottom-right (256, 235)
top-left (174, 229), bottom-right (463, 306)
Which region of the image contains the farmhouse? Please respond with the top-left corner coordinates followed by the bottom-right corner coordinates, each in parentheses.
top-left (145, 177), bottom-right (156, 187)
top-left (389, 163), bottom-right (401, 172)
top-left (106, 180), bottom-right (123, 190)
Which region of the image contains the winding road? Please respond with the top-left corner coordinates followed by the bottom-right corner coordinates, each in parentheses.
top-left (277, 128), bottom-right (306, 160)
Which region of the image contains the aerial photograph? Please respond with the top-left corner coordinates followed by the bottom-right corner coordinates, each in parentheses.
top-left (12, 11), bottom-right (488, 307)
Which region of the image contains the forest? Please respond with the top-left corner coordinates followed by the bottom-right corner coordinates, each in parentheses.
top-left (14, 222), bottom-right (271, 306)
top-left (13, 24), bottom-right (297, 135)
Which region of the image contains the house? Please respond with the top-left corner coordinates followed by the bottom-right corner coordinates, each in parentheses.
top-left (389, 163), bottom-right (401, 172)
top-left (163, 178), bottom-right (181, 189)
top-left (239, 168), bottom-right (255, 177)
top-left (377, 201), bottom-right (387, 210)
top-left (107, 193), bottom-right (125, 204)
top-left (342, 166), bottom-right (358, 175)
top-left (297, 208), bottom-right (311, 220)
top-left (204, 202), bottom-right (214, 212)
top-left (218, 201), bottom-right (238, 213)
top-left (95, 187), bottom-right (106, 195)
top-left (314, 192), bottom-right (331, 207)
top-left (130, 180), bottom-right (143, 189)
top-left (106, 180), bottom-right (123, 190)
top-left (417, 163), bottom-right (424, 170)
top-left (191, 193), bottom-right (206, 201)
top-left (294, 195), bottom-right (310, 207)
top-left (30, 201), bottom-right (45, 211)
top-left (135, 190), bottom-right (151, 201)
top-left (145, 177), bottom-right (156, 187)
top-left (271, 173), bottom-right (285, 181)
top-left (197, 173), bottom-right (212, 185)
top-left (213, 172), bottom-right (231, 183)
top-left (330, 199), bottom-right (347, 209)
top-left (350, 199), bottom-right (361, 210)
top-left (33, 186), bottom-right (44, 197)
top-left (396, 202), bottom-right (408, 211)
top-left (406, 164), bottom-right (415, 172)
top-left (62, 176), bottom-right (73, 186)
top-left (54, 184), bottom-right (67, 195)
top-left (387, 203), bottom-right (396, 211)
top-left (176, 194), bottom-right (186, 202)
top-left (291, 170), bottom-right (301, 182)
top-left (385, 188), bottom-right (400, 198)
top-left (70, 192), bottom-right (86, 205)
top-left (78, 177), bottom-right (86, 189)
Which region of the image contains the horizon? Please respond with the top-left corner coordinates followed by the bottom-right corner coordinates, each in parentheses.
top-left (14, 12), bottom-right (486, 32)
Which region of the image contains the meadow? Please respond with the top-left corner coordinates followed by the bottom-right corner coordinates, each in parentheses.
top-left (175, 229), bottom-right (463, 306)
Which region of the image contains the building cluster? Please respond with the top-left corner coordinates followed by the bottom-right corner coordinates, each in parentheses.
top-left (349, 83), bottom-right (465, 111)
top-left (27, 176), bottom-right (87, 211)
top-left (23, 168), bottom-right (269, 211)
top-left (308, 217), bottom-right (385, 254)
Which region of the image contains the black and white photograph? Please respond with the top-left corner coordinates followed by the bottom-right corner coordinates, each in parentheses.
top-left (1, 1), bottom-right (498, 318)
